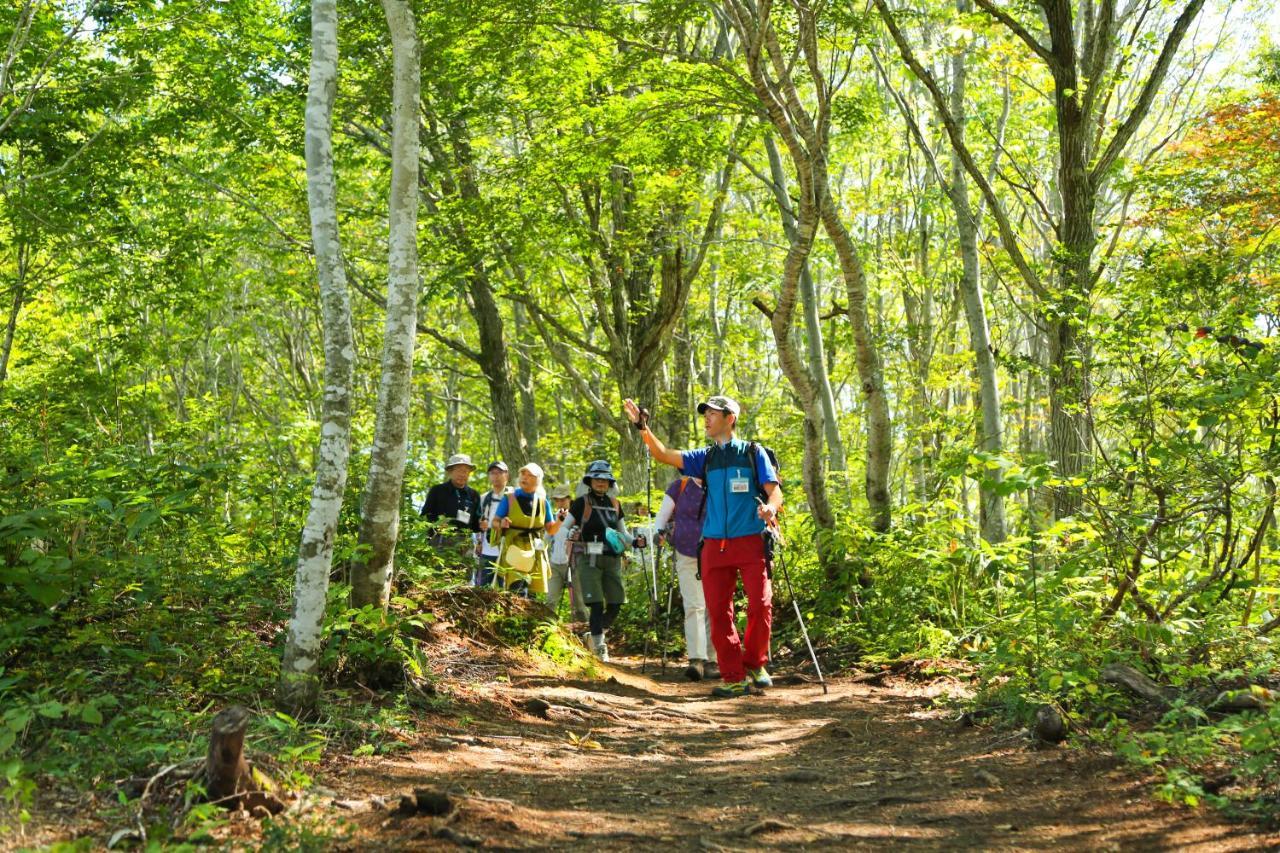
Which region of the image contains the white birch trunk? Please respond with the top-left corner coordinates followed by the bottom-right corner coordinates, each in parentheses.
top-left (277, 0), bottom-right (355, 714)
top-left (350, 0), bottom-right (421, 610)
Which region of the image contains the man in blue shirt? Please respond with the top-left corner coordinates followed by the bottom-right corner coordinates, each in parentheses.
top-left (624, 395), bottom-right (782, 697)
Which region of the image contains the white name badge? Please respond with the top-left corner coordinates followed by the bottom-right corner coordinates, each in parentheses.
top-left (456, 510), bottom-right (471, 524)
top-left (730, 476), bottom-right (751, 494)
top-left (587, 541), bottom-right (605, 556)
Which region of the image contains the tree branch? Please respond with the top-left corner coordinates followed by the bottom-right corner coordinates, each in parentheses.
top-left (521, 299), bottom-right (624, 431)
top-left (973, 0), bottom-right (1056, 68)
top-left (873, 0), bottom-right (1048, 300)
top-left (347, 265), bottom-right (480, 363)
top-left (1091, 0), bottom-right (1207, 181)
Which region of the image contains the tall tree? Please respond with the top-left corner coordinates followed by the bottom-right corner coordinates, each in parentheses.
top-left (506, 16), bottom-right (739, 492)
top-left (875, 0), bottom-right (1208, 518)
top-left (872, 0), bottom-right (1008, 541)
top-left (278, 0), bottom-right (355, 713)
top-left (522, 163), bottom-right (734, 494)
top-left (722, 0), bottom-right (894, 540)
top-left (350, 0), bottom-right (421, 610)
top-left (758, 135), bottom-right (846, 472)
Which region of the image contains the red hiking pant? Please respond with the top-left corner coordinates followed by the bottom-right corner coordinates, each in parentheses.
top-left (700, 534), bottom-right (772, 684)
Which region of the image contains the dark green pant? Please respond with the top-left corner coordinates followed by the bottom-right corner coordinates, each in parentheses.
top-left (577, 554), bottom-right (626, 606)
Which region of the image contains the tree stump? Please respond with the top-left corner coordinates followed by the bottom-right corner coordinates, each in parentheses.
top-left (204, 706), bottom-right (284, 815)
top-left (1033, 704), bottom-right (1067, 743)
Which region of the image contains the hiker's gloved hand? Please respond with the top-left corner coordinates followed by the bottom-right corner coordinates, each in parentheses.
top-left (633, 535), bottom-right (647, 549)
top-left (757, 503), bottom-right (778, 524)
top-left (623, 398), bottom-right (650, 431)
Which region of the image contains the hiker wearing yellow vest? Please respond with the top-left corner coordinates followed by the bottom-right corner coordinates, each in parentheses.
top-left (494, 463), bottom-right (562, 597)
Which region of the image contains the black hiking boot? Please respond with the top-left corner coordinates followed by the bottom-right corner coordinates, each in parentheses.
top-left (684, 660), bottom-right (705, 682)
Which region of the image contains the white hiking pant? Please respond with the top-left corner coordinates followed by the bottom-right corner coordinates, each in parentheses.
top-left (675, 551), bottom-right (716, 663)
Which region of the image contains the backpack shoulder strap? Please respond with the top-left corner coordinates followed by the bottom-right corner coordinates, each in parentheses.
top-left (748, 441), bottom-right (760, 492)
top-left (697, 444), bottom-right (717, 520)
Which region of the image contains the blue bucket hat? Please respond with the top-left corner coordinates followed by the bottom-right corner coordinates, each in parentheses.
top-left (581, 459), bottom-right (617, 486)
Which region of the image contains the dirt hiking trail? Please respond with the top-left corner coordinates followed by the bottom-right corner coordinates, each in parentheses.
top-left (327, 656), bottom-right (1279, 851)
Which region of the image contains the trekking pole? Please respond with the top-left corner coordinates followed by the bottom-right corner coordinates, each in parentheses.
top-left (760, 501), bottom-right (827, 694)
top-left (645, 438), bottom-right (658, 622)
top-left (640, 421), bottom-right (659, 672)
top-left (659, 537), bottom-right (676, 672)
top-left (638, 534), bottom-right (657, 670)
top-left (639, 543), bottom-right (662, 670)
top-left (776, 537), bottom-right (827, 694)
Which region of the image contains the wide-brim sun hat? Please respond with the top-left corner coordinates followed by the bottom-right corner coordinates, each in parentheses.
top-left (445, 453), bottom-right (475, 470)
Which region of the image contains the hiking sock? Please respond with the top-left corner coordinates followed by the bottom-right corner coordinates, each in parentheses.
top-left (590, 633), bottom-right (609, 662)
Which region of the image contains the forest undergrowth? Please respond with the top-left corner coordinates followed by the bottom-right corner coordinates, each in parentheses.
top-left (2, 427), bottom-right (1278, 846)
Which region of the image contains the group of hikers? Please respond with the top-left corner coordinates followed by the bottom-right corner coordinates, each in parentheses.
top-left (421, 395), bottom-right (782, 699)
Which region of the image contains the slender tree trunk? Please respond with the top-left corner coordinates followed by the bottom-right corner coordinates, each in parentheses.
top-left (720, 0), bottom-right (843, 556)
top-left (554, 387), bottom-right (568, 481)
top-left (472, 275), bottom-right (528, 470)
top-left (0, 242), bottom-right (25, 384)
top-left (512, 301), bottom-right (540, 461)
top-left (772, 204), bottom-right (835, 536)
top-left (948, 0), bottom-right (1005, 542)
top-left (820, 193), bottom-right (892, 532)
top-left (708, 271), bottom-right (723, 390)
top-left (764, 136), bottom-right (846, 473)
top-left (278, 0), bottom-right (355, 715)
top-left (350, 0), bottom-right (421, 610)
top-left (437, 114), bottom-right (529, 471)
top-left (443, 366), bottom-right (460, 458)
top-left (754, 136), bottom-right (839, 537)
top-left (1045, 122), bottom-right (1096, 518)
top-left (1046, 309), bottom-right (1091, 516)
top-left (798, 267), bottom-right (844, 473)
top-left (1046, 10), bottom-right (1096, 519)
top-left (669, 309), bottom-right (693, 450)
